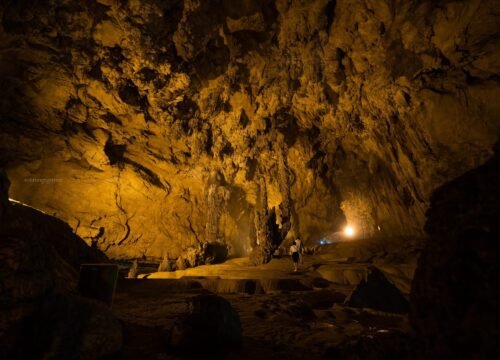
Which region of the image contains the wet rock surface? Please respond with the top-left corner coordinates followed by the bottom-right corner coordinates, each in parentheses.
top-left (0, 0), bottom-right (498, 260)
top-left (410, 144), bottom-right (500, 359)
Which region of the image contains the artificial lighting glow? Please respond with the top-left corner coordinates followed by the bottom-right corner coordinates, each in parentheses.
top-left (344, 226), bottom-right (355, 237)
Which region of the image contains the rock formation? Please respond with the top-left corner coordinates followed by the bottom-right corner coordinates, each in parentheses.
top-left (0, 171), bottom-right (120, 358)
top-left (175, 241), bottom-right (229, 269)
top-left (249, 169), bottom-right (292, 264)
top-left (0, 0), bottom-right (498, 260)
top-left (344, 266), bottom-right (409, 313)
top-left (410, 143), bottom-right (500, 359)
top-left (158, 255), bottom-right (172, 272)
top-left (127, 259), bottom-right (138, 278)
top-left (23, 293), bottom-right (123, 359)
top-left (168, 294), bottom-right (242, 352)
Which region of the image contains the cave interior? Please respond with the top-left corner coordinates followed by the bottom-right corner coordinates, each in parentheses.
top-left (0, 0), bottom-right (499, 359)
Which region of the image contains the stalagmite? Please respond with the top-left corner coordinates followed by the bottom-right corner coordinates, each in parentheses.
top-left (0, 0), bottom-right (498, 358)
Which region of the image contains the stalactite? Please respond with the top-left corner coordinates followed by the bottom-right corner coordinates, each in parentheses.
top-left (249, 140), bottom-right (293, 265)
top-left (277, 139), bottom-right (292, 240)
top-left (254, 175), bottom-right (269, 246)
top-left (249, 175), bottom-right (272, 265)
top-left (205, 171), bottom-right (230, 243)
top-left (205, 183), bottom-right (219, 243)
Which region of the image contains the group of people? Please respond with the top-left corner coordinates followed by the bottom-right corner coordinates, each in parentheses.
top-left (289, 237), bottom-right (303, 272)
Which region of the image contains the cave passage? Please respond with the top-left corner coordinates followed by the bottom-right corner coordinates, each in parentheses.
top-left (0, 0), bottom-right (499, 359)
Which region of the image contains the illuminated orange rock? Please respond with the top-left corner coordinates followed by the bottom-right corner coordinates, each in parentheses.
top-left (0, 0), bottom-right (498, 260)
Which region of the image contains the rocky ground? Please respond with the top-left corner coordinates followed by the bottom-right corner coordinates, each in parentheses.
top-left (113, 239), bottom-right (418, 359)
top-left (0, 0), bottom-right (498, 357)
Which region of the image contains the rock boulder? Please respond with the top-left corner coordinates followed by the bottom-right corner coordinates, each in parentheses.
top-left (168, 294), bottom-right (242, 352)
top-left (410, 143), bottom-right (500, 359)
top-left (344, 267), bottom-right (409, 313)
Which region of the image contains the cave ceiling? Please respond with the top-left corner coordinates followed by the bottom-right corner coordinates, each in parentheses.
top-left (0, 0), bottom-right (498, 258)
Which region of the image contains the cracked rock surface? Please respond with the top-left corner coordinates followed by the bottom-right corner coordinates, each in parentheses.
top-left (0, 0), bottom-right (498, 259)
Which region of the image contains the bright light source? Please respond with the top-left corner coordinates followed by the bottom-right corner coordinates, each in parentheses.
top-left (344, 226), bottom-right (355, 237)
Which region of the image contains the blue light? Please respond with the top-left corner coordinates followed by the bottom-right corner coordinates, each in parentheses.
top-left (320, 240), bottom-right (325, 245)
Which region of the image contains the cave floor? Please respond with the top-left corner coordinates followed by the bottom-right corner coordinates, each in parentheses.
top-left (112, 253), bottom-right (413, 359)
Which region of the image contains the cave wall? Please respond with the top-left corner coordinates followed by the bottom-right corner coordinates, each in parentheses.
top-left (0, 0), bottom-right (498, 259)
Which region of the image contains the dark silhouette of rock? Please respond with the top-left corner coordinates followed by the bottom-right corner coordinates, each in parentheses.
top-left (78, 264), bottom-right (119, 306)
top-left (21, 293), bottom-right (122, 359)
top-left (0, 174), bottom-right (108, 304)
top-left (0, 212), bottom-right (118, 357)
top-left (300, 289), bottom-right (346, 309)
top-left (311, 277), bottom-right (332, 289)
top-left (0, 171), bottom-right (117, 357)
top-left (324, 330), bottom-right (411, 360)
top-left (0, 168), bottom-right (9, 218)
top-left (410, 143), bottom-right (500, 359)
top-left (168, 294), bottom-right (242, 352)
top-left (344, 267), bottom-right (409, 313)
top-left (284, 301), bottom-right (316, 321)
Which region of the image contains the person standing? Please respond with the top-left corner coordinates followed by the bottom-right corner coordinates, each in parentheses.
top-left (290, 241), bottom-right (299, 272)
top-left (295, 236), bottom-right (303, 264)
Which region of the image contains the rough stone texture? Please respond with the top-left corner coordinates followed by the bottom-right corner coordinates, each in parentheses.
top-left (127, 259), bottom-right (138, 278)
top-left (0, 174), bottom-right (108, 303)
top-left (344, 266), bottom-right (409, 313)
top-left (157, 255), bottom-right (173, 272)
top-left (175, 241), bottom-right (229, 269)
top-left (410, 143), bottom-right (500, 359)
top-left (0, 170), bottom-right (113, 356)
top-left (0, 0), bottom-right (499, 259)
top-left (0, 207), bottom-right (112, 356)
top-left (168, 294), bottom-right (242, 352)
